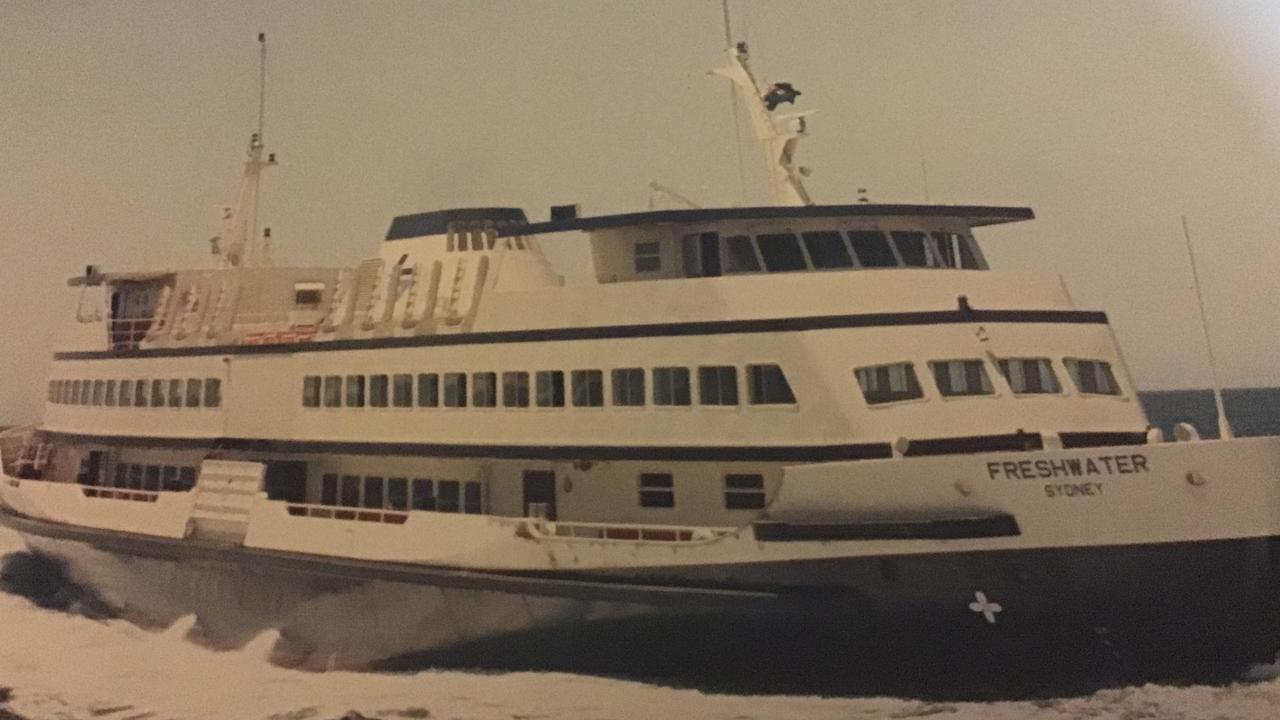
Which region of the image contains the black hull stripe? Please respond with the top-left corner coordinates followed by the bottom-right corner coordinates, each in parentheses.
top-left (43, 430), bottom-right (893, 463)
top-left (53, 309), bottom-right (1108, 361)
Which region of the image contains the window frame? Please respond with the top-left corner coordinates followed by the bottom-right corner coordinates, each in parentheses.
top-left (854, 362), bottom-right (926, 406)
top-left (638, 472), bottom-right (675, 509)
top-left (929, 358), bottom-right (997, 399)
top-left (697, 365), bottom-right (739, 406)
top-left (746, 363), bottom-right (797, 405)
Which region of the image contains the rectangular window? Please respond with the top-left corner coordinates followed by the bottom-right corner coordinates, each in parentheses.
top-left (411, 478), bottom-right (435, 511)
top-left (633, 241), bottom-right (661, 273)
top-left (203, 378), bottom-right (221, 408)
top-left (323, 375), bottom-right (342, 407)
top-left (161, 466), bottom-right (180, 491)
top-left (891, 230), bottom-right (931, 267)
top-left (801, 231), bottom-right (854, 269)
top-left (472, 372), bottom-right (497, 407)
top-left (756, 233), bottom-right (807, 272)
top-left (167, 379), bottom-right (182, 407)
top-left (340, 475), bottom-right (361, 507)
top-left (724, 235), bottom-right (761, 273)
top-left (611, 368), bottom-right (645, 406)
top-left (417, 373), bottom-right (439, 407)
top-left (747, 364), bottom-right (796, 404)
top-left (535, 371), bottom-right (565, 407)
top-left (997, 358), bottom-right (1062, 395)
top-left (848, 230), bottom-right (897, 267)
top-left (321, 473), bottom-right (339, 505)
top-left (344, 375), bottom-right (366, 407)
top-left (638, 473), bottom-right (675, 508)
top-left (369, 375), bottom-right (389, 408)
top-left (144, 465), bottom-right (161, 492)
top-left (387, 477), bottom-right (409, 510)
top-left (127, 464), bottom-right (143, 489)
top-left (502, 372), bottom-right (530, 407)
top-left (437, 480), bottom-right (461, 513)
top-left (571, 370), bottom-right (604, 407)
top-left (119, 380), bottom-right (133, 407)
top-left (930, 232), bottom-right (961, 268)
top-left (724, 473), bottom-right (766, 510)
top-left (855, 363), bottom-right (924, 405)
top-left (463, 481), bottom-right (483, 514)
top-left (1064, 358), bottom-right (1121, 396)
top-left (113, 464), bottom-right (128, 488)
top-left (698, 366), bottom-right (739, 405)
top-left (444, 373), bottom-right (467, 407)
top-left (392, 374), bottom-right (413, 407)
top-left (185, 378), bottom-right (202, 407)
top-left (135, 380), bottom-right (150, 407)
top-left (104, 380), bottom-right (117, 407)
top-left (294, 282), bottom-right (324, 306)
top-left (957, 235), bottom-right (982, 269)
top-left (302, 376), bottom-right (322, 407)
top-left (363, 476), bottom-right (385, 509)
top-left (652, 367), bottom-right (691, 406)
top-left (178, 467), bottom-right (197, 491)
top-left (930, 359), bottom-right (995, 397)
top-left (92, 380), bottom-right (105, 406)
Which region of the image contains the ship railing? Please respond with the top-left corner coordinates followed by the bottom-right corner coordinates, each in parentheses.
top-left (535, 519), bottom-right (736, 544)
top-left (108, 318), bottom-right (153, 350)
top-left (82, 486), bottom-right (160, 503)
top-left (235, 312), bottom-right (319, 345)
top-left (284, 501), bottom-right (409, 525)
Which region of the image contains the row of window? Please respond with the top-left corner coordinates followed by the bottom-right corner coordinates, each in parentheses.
top-left (855, 357), bottom-right (1121, 405)
top-left (318, 474), bottom-right (484, 514)
top-left (93, 463), bottom-right (199, 492)
top-left (49, 378), bottom-right (223, 409)
top-left (639, 472), bottom-right (766, 510)
top-left (301, 364), bottom-right (796, 410)
top-left (636, 229), bottom-right (982, 276)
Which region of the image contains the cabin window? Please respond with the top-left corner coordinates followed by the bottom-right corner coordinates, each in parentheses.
top-left (167, 379), bottom-right (182, 408)
top-left (444, 373), bottom-right (467, 407)
top-left (144, 465), bottom-right (161, 491)
top-left (611, 368), bottom-right (645, 406)
top-left (161, 466), bottom-right (180, 491)
top-left (392, 374), bottom-right (413, 407)
top-left (1065, 359), bottom-right (1121, 396)
top-left (112, 464), bottom-right (128, 488)
top-left (638, 473), bottom-right (675, 508)
top-left (387, 477), bottom-right (409, 510)
top-left (302, 376), bottom-right (321, 407)
top-left (571, 370), bottom-right (604, 407)
top-left (340, 475), bottom-right (361, 506)
top-left (929, 232), bottom-right (967, 269)
top-left (747, 364), bottom-right (796, 404)
top-left (204, 378), bottom-right (222, 408)
top-left (536, 370), bottom-right (565, 407)
top-left (653, 367), bottom-right (691, 406)
top-left (503, 372), bottom-right (530, 407)
top-left (185, 378), bottom-right (202, 407)
top-left (472, 372), bottom-right (497, 407)
top-left (345, 375), bottom-right (366, 407)
top-left (134, 380), bottom-right (148, 407)
top-left (848, 231), bottom-right (897, 267)
top-left (411, 478), bottom-right (436, 510)
top-left (128, 464), bottom-right (143, 489)
top-left (104, 380), bottom-right (117, 407)
top-left (118, 380), bottom-right (133, 407)
top-left (698, 366), bottom-right (739, 405)
top-left (997, 358), bottom-right (1061, 395)
top-left (891, 231), bottom-right (931, 267)
top-left (294, 282), bottom-right (324, 306)
top-left (321, 473), bottom-right (338, 505)
top-left (724, 235), bottom-right (762, 273)
top-left (417, 373), bottom-right (439, 407)
top-left (178, 467), bottom-right (197, 490)
top-left (802, 231), bottom-right (854, 269)
top-left (757, 233), bottom-right (807, 272)
top-left (634, 241), bottom-right (661, 273)
top-left (437, 480), bottom-right (461, 512)
top-left (957, 236), bottom-right (982, 269)
top-left (363, 477), bottom-right (385, 509)
top-left (724, 473), bottom-right (766, 509)
top-left (323, 375), bottom-right (342, 407)
top-left (930, 359), bottom-right (994, 397)
top-left (464, 481), bottom-right (483, 514)
top-left (369, 374), bottom-right (389, 408)
top-left (855, 363), bottom-right (924, 405)
top-left (92, 380), bottom-right (105, 406)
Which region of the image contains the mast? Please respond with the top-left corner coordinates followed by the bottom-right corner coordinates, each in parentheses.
top-left (220, 32), bottom-right (278, 268)
top-left (1181, 216), bottom-right (1233, 439)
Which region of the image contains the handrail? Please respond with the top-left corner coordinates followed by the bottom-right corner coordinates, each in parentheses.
top-left (284, 500), bottom-right (409, 525)
top-left (536, 519), bottom-right (735, 544)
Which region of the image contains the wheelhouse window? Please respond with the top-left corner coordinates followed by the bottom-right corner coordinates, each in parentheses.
top-left (930, 359), bottom-right (994, 397)
top-left (369, 374), bottom-right (389, 408)
top-left (638, 473), bottom-right (674, 508)
top-left (503, 372), bottom-right (530, 407)
top-left (929, 232), bottom-right (981, 269)
top-left (997, 358), bottom-right (1061, 395)
top-left (747, 364), bottom-right (796, 404)
top-left (698, 366), bottom-right (739, 405)
top-left (652, 367), bottom-right (691, 406)
top-left (392, 374), bottom-right (413, 407)
top-left (633, 241), bottom-right (661, 273)
top-left (323, 375), bottom-right (342, 407)
top-left (472, 372), bottom-right (497, 407)
top-left (724, 473), bottom-right (766, 510)
top-left (611, 368), bottom-right (645, 406)
top-left (571, 370), bottom-right (604, 407)
top-left (536, 370), bottom-right (565, 407)
top-left (801, 231), bottom-right (854, 269)
top-left (891, 231), bottom-right (931, 267)
top-left (724, 235), bottom-right (761, 273)
top-left (417, 373), bottom-right (439, 407)
top-left (848, 230), bottom-right (897, 267)
top-left (344, 375), bottom-right (366, 407)
top-left (855, 363), bottom-right (924, 405)
top-left (756, 233), bottom-right (807, 272)
top-left (1065, 358), bottom-right (1121, 396)
top-left (443, 373), bottom-right (467, 407)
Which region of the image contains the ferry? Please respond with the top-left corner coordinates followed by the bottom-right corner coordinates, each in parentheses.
top-left (4, 36), bottom-right (1280, 671)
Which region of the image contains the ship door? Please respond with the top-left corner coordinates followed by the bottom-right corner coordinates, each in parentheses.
top-left (681, 232), bottom-right (722, 277)
top-left (262, 460), bottom-right (308, 503)
top-left (522, 470), bottom-right (557, 521)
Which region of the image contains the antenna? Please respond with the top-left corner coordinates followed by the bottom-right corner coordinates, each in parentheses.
top-left (219, 32), bottom-right (279, 269)
top-left (1181, 215), bottom-right (1232, 439)
top-left (257, 32), bottom-right (267, 141)
top-left (722, 0), bottom-right (748, 203)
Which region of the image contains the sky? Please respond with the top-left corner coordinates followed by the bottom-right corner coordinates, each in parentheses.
top-left (3, 1), bottom-right (1280, 424)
